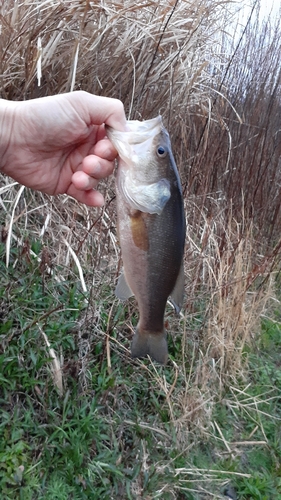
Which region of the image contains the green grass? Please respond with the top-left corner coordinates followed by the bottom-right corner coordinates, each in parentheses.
top-left (0, 240), bottom-right (281, 499)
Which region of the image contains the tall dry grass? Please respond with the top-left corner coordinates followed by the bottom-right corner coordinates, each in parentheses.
top-left (184, 5), bottom-right (281, 243)
top-left (0, 0), bottom-right (226, 109)
top-left (1, 0), bottom-right (280, 408)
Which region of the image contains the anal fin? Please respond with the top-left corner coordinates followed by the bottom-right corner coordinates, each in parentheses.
top-left (115, 270), bottom-right (134, 301)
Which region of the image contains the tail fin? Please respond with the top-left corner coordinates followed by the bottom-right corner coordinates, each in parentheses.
top-left (131, 328), bottom-right (168, 365)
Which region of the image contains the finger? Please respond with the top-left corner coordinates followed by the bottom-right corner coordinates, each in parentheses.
top-left (67, 183), bottom-right (105, 207)
top-left (91, 137), bottom-right (118, 161)
top-left (82, 156), bottom-right (115, 180)
top-left (70, 91), bottom-right (127, 131)
top-left (72, 171), bottom-right (99, 191)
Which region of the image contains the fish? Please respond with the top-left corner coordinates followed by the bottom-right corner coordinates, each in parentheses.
top-left (106, 116), bottom-right (185, 364)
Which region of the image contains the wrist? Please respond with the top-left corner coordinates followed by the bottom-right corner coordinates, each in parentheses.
top-left (0, 99), bottom-right (18, 175)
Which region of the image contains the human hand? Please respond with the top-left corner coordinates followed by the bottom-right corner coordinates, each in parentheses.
top-left (0, 91), bottom-right (126, 206)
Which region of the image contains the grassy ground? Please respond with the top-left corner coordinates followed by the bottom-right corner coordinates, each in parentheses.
top-left (0, 219), bottom-right (280, 499)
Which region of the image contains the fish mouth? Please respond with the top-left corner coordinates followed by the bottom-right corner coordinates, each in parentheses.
top-left (124, 116), bottom-right (163, 142)
top-left (106, 116), bottom-right (164, 165)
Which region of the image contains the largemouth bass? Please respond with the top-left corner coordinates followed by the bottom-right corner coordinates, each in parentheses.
top-left (106, 116), bottom-right (185, 364)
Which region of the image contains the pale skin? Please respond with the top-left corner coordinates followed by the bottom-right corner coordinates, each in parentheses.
top-left (0, 91), bottom-right (126, 206)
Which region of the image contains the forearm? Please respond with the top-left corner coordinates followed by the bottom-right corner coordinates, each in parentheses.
top-left (0, 99), bottom-right (18, 175)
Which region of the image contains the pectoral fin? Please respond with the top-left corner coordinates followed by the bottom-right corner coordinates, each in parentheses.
top-left (115, 271), bottom-right (134, 301)
top-left (130, 211), bottom-right (149, 251)
top-left (169, 261), bottom-right (185, 314)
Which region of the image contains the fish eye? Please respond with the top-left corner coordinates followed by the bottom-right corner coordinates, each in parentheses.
top-left (157, 146), bottom-right (167, 157)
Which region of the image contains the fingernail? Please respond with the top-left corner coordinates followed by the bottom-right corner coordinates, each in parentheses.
top-left (92, 162), bottom-right (102, 176)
